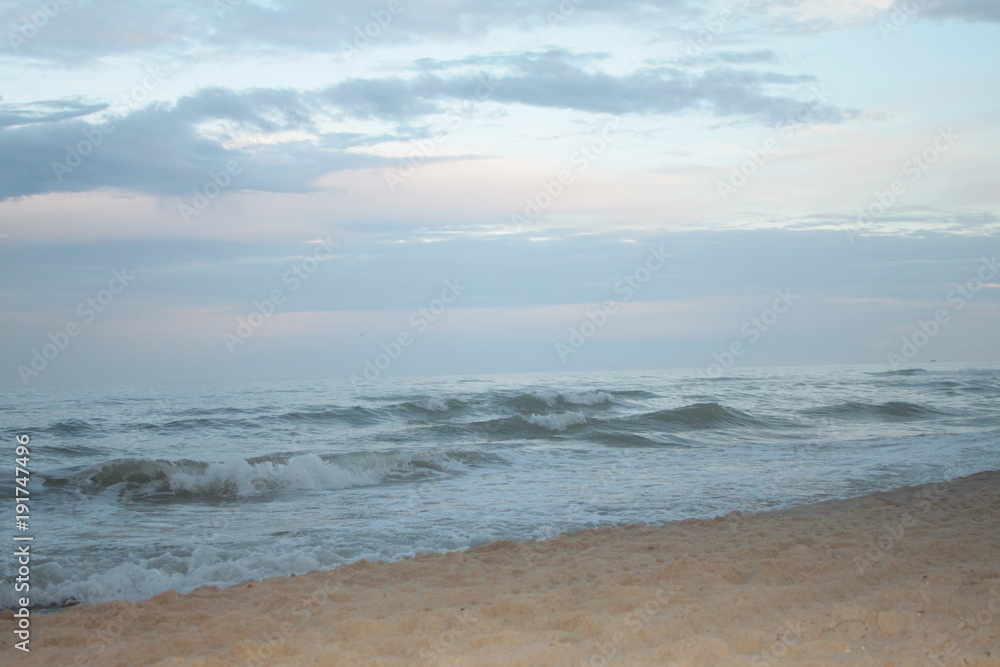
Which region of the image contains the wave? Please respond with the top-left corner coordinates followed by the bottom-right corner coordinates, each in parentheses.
top-left (608, 389), bottom-right (660, 399)
top-left (46, 444), bottom-right (109, 458)
top-left (273, 406), bottom-right (386, 426)
top-left (470, 413), bottom-right (587, 437)
top-left (928, 380), bottom-right (963, 389)
top-left (36, 419), bottom-right (100, 436)
top-left (801, 401), bottom-right (944, 421)
top-left (867, 368), bottom-right (928, 377)
top-left (522, 412), bottom-right (588, 432)
top-left (134, 416), bottom-right (263, 432)
top-left (502, 390), bottom-right (614, 413)
top-left (391, 398), bottom-right (471, 416)
top-left (128, 406), bottom-right (390, 432)
top-left (173, 406), bottom-right (264, 417)
top-left (581, 431), bottom-right (694, 448)
top-left (632, 403), bottom-right (780, 430)
top-left (924, 379), bottom-right (1000, 396)
top-left (964, 381), bottom-right (1000, 395)
top-left (51, 389), bottom-right (636, 439)
top-left (40, 449), bottom-right (493, 500)
top-left (468, 401), bottom-right (797, 438)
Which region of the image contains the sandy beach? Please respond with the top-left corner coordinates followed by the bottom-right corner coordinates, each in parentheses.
top-left (4, 470), bottom-right (999, 666)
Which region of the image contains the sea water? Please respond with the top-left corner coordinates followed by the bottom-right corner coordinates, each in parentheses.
top-left (2, 362), bottom-right (998, 609)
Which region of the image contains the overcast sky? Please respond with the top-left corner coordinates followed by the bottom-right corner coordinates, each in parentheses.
top-left (1, 0), bottom-right (998, 387)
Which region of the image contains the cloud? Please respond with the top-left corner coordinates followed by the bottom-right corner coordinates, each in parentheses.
top-left (3, 227), bottom-right (996, 386)
top-left (908, 0), bottom-right (1000, 23)
top-left (761, 0), bottom-right (894, 27)
top-left (677, 50), bottom-right (781, 66)
top-left (1, 1), bottom-right (209, 61)
top-left (1, 0), bottom-right (697, 62)
top-left (322, 50), bottom-right (853, 125)
top-left (0, 88), bottom-right (388, 200)
top-left (0, 48), bottom-right (857, 201)
top-left (0, 99), bottom-right (108, 128)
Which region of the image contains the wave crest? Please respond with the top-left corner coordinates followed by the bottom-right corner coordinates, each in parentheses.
top-left (42, 451), bottom-right (482, 500)
top-left (522, 412), bottom-right (588, 432)
top-left (640, 403), bottom-right (772, 430)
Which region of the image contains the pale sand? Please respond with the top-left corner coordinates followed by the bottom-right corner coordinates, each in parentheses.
top-left (4, 471), bottom-right (1000, 666)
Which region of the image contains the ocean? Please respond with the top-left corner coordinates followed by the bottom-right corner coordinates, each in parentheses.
top-left (2, 362), bottom-right (999, 610)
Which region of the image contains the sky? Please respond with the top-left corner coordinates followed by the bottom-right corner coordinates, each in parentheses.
top-left (1, 0), bottom-right (998, 387)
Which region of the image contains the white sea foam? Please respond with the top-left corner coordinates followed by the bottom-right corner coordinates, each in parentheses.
top-left (529, 390), bottom-right (613, 407)
top-left (523, 412), bottom-right (587, 431)
top-left (167, 455), bottom-right (382, 496)
top-left (562, 391), bottom-right (614, 406)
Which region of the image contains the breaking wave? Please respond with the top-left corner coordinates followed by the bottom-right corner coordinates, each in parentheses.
top-left (40, 450), bottom-right (491, 500)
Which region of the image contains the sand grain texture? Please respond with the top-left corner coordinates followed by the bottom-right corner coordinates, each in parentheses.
top-left (4, 471), bottom-right (1000, 666)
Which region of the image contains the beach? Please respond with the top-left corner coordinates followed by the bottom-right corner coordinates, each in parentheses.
top-left (5, 470), bottom-right (998, 666)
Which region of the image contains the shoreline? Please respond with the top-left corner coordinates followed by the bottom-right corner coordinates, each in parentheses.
top-left (4, 470), bottom-right (999, 665)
